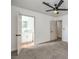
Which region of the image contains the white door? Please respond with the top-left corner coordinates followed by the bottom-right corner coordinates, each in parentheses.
top-left (50, 21), bottom-right (57, 40)
top-left (16, 14), bottom-right (35, 55)
top-left (16, 14), bottom-right (22, 55)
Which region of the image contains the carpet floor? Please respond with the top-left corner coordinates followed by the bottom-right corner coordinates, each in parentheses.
top-left (11, 41), bottom-right (68, 59)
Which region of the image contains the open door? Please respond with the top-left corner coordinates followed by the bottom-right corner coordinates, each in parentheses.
top-left (50, 21), bottom-right (57, 40)
top-left (16, 14), bottom-right (35, 55)
top-left (57, 20), bottom-right (62, 39)
top-left (16, 14), bottom-right (22, 55)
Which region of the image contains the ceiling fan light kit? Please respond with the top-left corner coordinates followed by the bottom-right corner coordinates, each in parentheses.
top-left (53, 10), bottom-right (59, 14)
top-left (43, 0), bottom-right (68, 14)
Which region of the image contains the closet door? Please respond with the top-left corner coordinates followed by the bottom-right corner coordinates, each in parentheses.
top-left (50, 21), bottom-right (57, 40)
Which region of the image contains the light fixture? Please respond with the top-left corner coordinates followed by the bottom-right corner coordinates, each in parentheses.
top-left (53, 10), bottom-right (59, 14)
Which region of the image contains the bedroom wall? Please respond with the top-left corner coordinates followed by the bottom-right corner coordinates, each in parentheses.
top-left (62, 14), bottom-right (68, 42)
top-left (11, 5), bottom-right (56, 51)
top-left (58, 14), bottom-right (68, 42)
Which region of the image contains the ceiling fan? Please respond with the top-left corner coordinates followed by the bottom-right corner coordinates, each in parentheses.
top-left (43, 0), bottom-right (68, 14)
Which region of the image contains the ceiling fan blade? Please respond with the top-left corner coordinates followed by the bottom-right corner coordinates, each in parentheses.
top-left (57, 9), bottom-right (68, 11)
top-left (46, 9), bottom-right (54, 12)
top-left (43, 2), bottom-right (54, 9)
top-left (57, 0), bottom-right (64, 8)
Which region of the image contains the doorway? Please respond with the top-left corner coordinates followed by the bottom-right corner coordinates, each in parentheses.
top-left (16, 14), bottom-right (35, 55)
top-left (50, 20), bottom-right (62, 41)
top-left (50, 21), bottom-right (57, 41)
top-left (57, 20), bottom-right (62, 39)
top-left (22, 15), bottom-right (34, 43)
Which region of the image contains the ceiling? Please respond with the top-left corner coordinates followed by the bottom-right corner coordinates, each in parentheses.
top-left (11, 0), bottom-right (68, 17)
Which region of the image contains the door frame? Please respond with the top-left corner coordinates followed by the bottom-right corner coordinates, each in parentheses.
top-left (50, 20), bottom-right (62, 41)
top-left (16, 13), bottom-right (36, 54)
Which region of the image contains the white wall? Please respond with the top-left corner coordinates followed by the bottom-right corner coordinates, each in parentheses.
top-left (58, 14), bottom-right (68, 42)
top-left (11, 5), bottom-right (56, 51)
top-left (62, 15), bottom-right (68, 42)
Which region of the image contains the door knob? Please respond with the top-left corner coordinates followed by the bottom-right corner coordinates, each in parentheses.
top-left (16, 34), bottom-right (21, 36)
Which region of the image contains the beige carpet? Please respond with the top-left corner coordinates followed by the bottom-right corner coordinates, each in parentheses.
top-left (12, 41), bottom-right (68, 59)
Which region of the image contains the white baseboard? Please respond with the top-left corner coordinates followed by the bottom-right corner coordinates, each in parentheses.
top-left (63, 40), bottom-right (68, 42)
top-left (11, 48), bottom-right (17, 51)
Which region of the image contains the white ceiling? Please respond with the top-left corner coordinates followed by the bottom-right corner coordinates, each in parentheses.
top-left (11, 0), bottom-right (68, 17)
